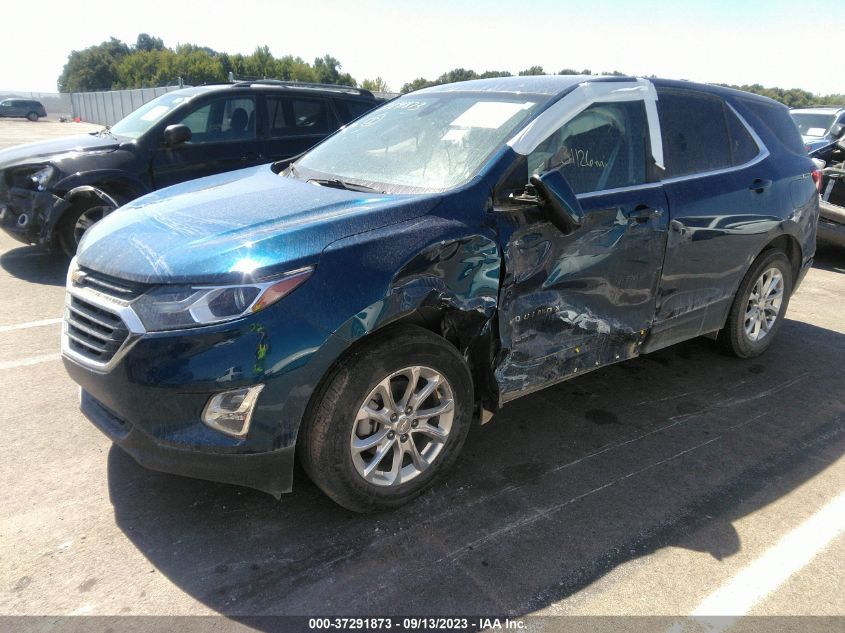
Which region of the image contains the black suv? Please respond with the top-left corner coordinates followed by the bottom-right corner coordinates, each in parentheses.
top-left (0, 81), bottom-right (379, 254)
top-left (0, 99), bottom-right (47, 121)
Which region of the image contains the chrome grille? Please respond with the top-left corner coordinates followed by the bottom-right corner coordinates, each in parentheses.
top-left (72, 267), bottom-right (149, 300)
top-left (65, 296), bottom-right (129, 363)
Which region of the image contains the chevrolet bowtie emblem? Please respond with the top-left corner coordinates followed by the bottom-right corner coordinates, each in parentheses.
top-left (71, 269), bottom-right (87, 285)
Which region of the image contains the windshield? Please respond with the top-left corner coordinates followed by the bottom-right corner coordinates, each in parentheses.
top-left (295, 93), bottom-right (541, 193)
top-left (110, 92), bottom-right (194, 139)
top-left (791, 112), bottom-right (836, 138)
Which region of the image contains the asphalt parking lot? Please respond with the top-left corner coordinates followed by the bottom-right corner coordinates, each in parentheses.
top-left (0, 118), bottom-right (843, 628)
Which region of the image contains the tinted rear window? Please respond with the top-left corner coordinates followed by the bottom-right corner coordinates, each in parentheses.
top-left (725, 107), bottom-right (759, 165)
top-left (657, 90), bottom-right (732, 178)
top-left (739, 98), bottom-right (805, 155)
top-left (334, 99), bottom-right (376, 124)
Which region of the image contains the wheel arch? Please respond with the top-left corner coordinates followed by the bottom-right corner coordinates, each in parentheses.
top-left (48, 176), bottom-right (148, 241)
top-left (758, 233), bottom-right (802, 286)
top-left (297, 230), bottom-right (504, 444)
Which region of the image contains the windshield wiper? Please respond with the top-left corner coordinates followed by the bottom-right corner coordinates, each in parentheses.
top-left (97, 126), bottom-right (116, 139)
top-left (307, 178), bottom-right (383, 193)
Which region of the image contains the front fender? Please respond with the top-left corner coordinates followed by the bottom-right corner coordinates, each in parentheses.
top-left (55, 170), bottom-right (150, 202)
top-left (38, 174), bottom-right (150, 243)
top-left (280, 214), bottom-right (503, 414)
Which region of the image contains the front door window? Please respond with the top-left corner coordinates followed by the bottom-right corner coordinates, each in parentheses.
top-left (526, 100), bottom-right (649, 193)
top-left (175, 97), bottom-right (256, 144)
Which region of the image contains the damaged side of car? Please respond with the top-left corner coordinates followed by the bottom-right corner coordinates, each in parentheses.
top-left (62, 76), bottom-right (819, 512)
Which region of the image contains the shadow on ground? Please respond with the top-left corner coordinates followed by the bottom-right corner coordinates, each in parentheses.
top-left (813, 244), bottom-right (845, 274)
top-left (106, 319), bottom-right (844, 620)
top-left (0, 246), bottom-right (68, 286)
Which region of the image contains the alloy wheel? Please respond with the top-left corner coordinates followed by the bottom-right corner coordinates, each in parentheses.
top-left (350, 365), bottom-right (455, 487)
top-left (72, 205), bottom-right (112, 246)
top-left (744, 267), bottom-right (784, 342)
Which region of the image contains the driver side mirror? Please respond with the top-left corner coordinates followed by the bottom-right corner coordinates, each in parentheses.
top-left (530, 171), bottom-right (583, 235)
top-left (163, 124), bottom-right (192, 148)
top-left (831, 123), bottom-right (845, 139)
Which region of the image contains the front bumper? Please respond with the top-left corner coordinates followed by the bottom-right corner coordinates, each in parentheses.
top-left (61, 272), bottom-right (347, 498)
top-left (80, 389), bottom-right (296, 497)
top-left (0, 186), bottom-right (67, 246)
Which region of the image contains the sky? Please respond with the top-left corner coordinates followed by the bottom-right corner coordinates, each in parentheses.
top-left (1, 0), bottom-right (841, 95)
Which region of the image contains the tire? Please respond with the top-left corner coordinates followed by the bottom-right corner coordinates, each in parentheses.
top-left (298, 325), bottom-right (474, 513)
top-left (26, 112), bottom-right (38, 122)
top-left (56, 200), bottom-right (115, 256)
top-left (719, 249), bottom-right (793, 358)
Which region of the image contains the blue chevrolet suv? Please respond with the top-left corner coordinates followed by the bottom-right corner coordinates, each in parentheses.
top-left (62, 76), bottom-right (819, 512)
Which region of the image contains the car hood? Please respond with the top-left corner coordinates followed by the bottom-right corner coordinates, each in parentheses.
top-left (0, 133), bottom-right (119, 170)
top-left (77, 165), bottom-right (443, 284)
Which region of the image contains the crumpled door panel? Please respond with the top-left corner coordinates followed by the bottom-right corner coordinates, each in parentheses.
top-left (495, 186), bottom-right (669, 402)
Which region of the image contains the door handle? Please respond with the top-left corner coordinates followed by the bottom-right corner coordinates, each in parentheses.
top-left (627, 205), bottom-right (660, 223)
top-left (242, 153), bottom-right (263, 162)
top-left (749, 178), bottom-right (772, 193)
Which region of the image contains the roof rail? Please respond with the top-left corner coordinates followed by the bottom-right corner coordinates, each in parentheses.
top-left (230, 79), bottom-right (374, 98)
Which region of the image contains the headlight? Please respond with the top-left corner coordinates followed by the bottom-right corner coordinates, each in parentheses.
top-left (132, 267), bottom-right (313, 331)
top-left (29, 165), bottom-right (55, 191)
top-left (6, 164), bottom-right (55, 190)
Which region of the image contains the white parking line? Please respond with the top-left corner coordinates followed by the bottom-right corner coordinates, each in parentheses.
top-left (0, 317), bottom-right (62, 333)
top-left (0, 353), bottom-right (61, 370)
top-left (689, 488), bottom-right (845, 630)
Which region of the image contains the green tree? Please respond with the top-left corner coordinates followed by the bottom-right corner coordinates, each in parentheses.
top-left (313, 54), bottom-right (356, 86)
top-left (277, 55), bottom-right (318, 82)
top-left (244, 45), bottom-right (276, 78)
top-left (59, 36), bottom-right (357, 91)
top-left (135, 33), bottom-right (164, 52)
top-left (58, 37), bottom-right (130, 91)
top-left (478, 70), bottom-right (512, 79)
top-left (400, 77), bottom-right (435, 93)
top-left (362, 77), bottom-right (389, 92)
top-left (518, 66), bottom-right (545, 76)
top-left (115, 49), bottom-right (177, 88)
top-left (400, 68), bottom-right (511, 93)
top-left (436, 68), bottom-right (478, 84)
top-left (168, 45), bottom-right (225, 85)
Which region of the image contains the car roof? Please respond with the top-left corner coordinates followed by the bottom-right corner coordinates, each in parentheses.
top-left (416, 74), bottom-right (613, 97)
top-left (411, 75), bottom-right (787, 108)
top-left (168, 81), bottom-right (375, 100)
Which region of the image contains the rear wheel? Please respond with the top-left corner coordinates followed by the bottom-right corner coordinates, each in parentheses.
top-left (57, 200), bottom-right (115, 256)
top-left (298, 325), bottom-right (474, 512)
top-left (719, 249), bottom-right (793, 358)
top-left (26, 111), bottom-right (38, 121)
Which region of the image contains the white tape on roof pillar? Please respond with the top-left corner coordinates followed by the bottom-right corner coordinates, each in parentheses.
top-left (507, 78), bottom-right (665, 170)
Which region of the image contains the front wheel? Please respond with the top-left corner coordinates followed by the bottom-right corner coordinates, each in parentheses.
top-left (298, 325), bottom-right (474, 512)
top-left (719, 249), bottom-right (793, 358)
top-left (56, 200), bottom-right (115, 256)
